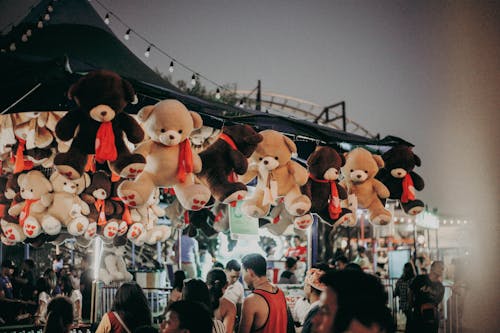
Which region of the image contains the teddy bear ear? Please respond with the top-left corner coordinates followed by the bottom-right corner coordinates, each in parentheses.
top-left (190, 111), bottom-right (203, 130)
top-left (83, 173), bottom-right (91, 188)
top-left (17, 173), bottom-right (26, 186)
top-left (122, 78), bottom-right (138, 105)
top-left (67, 81), bottom-right (81, 106)
top-left (283, 135), bottom-right (297, 153)
top-left (137, 105), bottom-right (155, 122)
top-left (414, 153), bottom-right (421, 167)
top-left (372, 154), bottom-right (385, 168)
top-left (244, 133), bottom-right (263, 144)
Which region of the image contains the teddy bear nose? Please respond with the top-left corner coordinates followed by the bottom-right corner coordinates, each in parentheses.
top-left (356, 174), bottom-right (362, 179)
top-left (263, 160), bottom-right (268, 165)
top-left (169, 135), bottom-right (175, 140)
top-left (100, 111), bottom-right (107, 116)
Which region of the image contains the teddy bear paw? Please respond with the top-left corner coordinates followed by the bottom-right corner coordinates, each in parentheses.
top-left (371, 214), bottom-right (392, 225)
top-left (119, 189), bottom-right (145, 207)
top-left (127, 223), bottom-right (145, 240)
top-left (241, 203), bottom-right (267, 218)
top-left (117, 221), bottom-right (129, 236)
top-left (222, 190), bottom-right (247, 205)
top-left (120, 163), bottom-right (146, 179)
top-left (187, 194), bottom-right (210, 211)
top-left (84, 222), bottom-right (97, 240)
top-left (1, 235), bottom-right (17, 246)
top-left (294, 214), bottom-right (313, 230)
top-left (287, 201), bottom-right (312, 216)
top-left (406, 204), bottom-right (424, 216)
top-left (67, 216), bottom-right (89, 236)
top-left (41, 215), bottom-right (62, 235)
top-left (103, 221), bottom-right (119, 239)
top-left (55, 165), bottom-right (81, 180)
top-left (23, 217), bottom-right (42, 238)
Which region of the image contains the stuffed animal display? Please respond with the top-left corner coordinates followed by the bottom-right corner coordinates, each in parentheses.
top-left (376, 145), bottom-right (425, 215)
top-left (118, 100), bottom-right (211, 211)
top-left (302, 146), bottom-right (355, 228)
top-left (341, 148), bottom-right (392, 225)
top-left (98, 246), bottom-right (133, 285)
top-left (54, 70), bottom-right (145, 180)
top-left (198, 124), bottom-right (263, 203)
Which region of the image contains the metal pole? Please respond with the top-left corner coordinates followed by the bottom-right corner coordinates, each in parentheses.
top-left (177, 229), bottom-right (182, 271)
top-left (342, 102), bottom-right (346, 131)
top-left (256, 80), bottom-right (262, 111)
top-left (24, 243), bottom-right (29, 259)
top-left (131, 243), bottom-right (136, 268)
top-left (156, 241), bottom-right (162, 264)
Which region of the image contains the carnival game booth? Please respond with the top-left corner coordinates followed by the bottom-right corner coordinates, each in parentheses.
top-left (0, 0), bottom-right (424, 330)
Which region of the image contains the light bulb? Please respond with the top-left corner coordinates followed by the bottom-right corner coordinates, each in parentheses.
top-left (215, 88), bottom-right (221, 99)
top-left (26, 29), bottom-right (32, 36)
top-left (124, 29), bottom-right (131, 40)
top-left (104, 13), bottom-right (110, 25)
top-left (47, 5), bottom-right (54, 12)
top-left (168, 61), bottom-right (174, 73)
top-left (191, 74), bottom-right (196, 86)
top-left (44, 12), bottom-right (50, 21)
top-left (144, 46), bottom-right (151, 58)
top-left (21, 34), bottom-right (28, 42)
top-left (37, 18), bottom-right (43, 28)
top-left (9, 43), bottom-right (16, 51)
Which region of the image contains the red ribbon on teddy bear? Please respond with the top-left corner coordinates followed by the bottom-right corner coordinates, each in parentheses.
top-left (19, 199), bottom-right (39, 227)
top-left (401, 174), bottom-right (416, 203)
top-left (95, 122), bottom-right (118, 163)
top-left (309, 174), bottom-right (342, 219)
top-left (176, 139), bottom-right (194, 183)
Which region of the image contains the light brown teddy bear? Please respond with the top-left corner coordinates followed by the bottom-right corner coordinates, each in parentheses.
top-left (8, 170), bottom-right (52, 238)
top-left (240, 130), bottom-right (311, 218)
top-left (42, 171), bottom-right (91, 236)
top-left (118, 100), bottom-right (211, 211)
top-left (340, 147), bottom-right (392, 225)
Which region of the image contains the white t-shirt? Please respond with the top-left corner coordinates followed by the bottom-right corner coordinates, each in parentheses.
top-left (37, 291), bottom-right (51, 323)
top-left (70, 289), bottom-right (82, 322)
top-left (223, 280), bottom-right (244, 305)
top-left (292, 297), bottom-right (311, 325)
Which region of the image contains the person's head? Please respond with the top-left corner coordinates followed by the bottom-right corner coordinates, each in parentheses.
top-left (36, 277), bottom-right (51, 295)
top-left (285, 256), bottom-right (298, 271)
top-left (206, 269), bottom-right (228, 311)
top-left (241, 254), bottom-right (267, 289)
top-left (22, 258), bottom-right (35, 272)
top-left (212, 261), bottom-right (224, 269)
top-left (43, 296), bottom-right (73, 333)
top-left (182, 279), bottom-right (211, 311)
top-left (335, 256), bottom-right (348, 270)
top-left (112, 282), bottom-right (152, 330)
top-left (344, 263), bottom-right (363, 272)
top-left (173, 270), bottom-right (186, 291)
top-left (293, 235), bottom-right (301, 247)
top-left (304, 268), bottom-right (326, 300)
top-left (312, 270), bottom-right (394, 333)
top-left (430, 260), bottom-right (444, 278)
top-left (1, 259), bottom-right (15, 276)
top-left (225, 259), bottom-right (241, 285)
top-left (60, 275), bottom-right (74, 296)
top-left (401, 262), bottom-right (416, 280)
top-left (357, 246), bottom-right (366, 256)
top-left (163, 300), bottom-right (212, 333)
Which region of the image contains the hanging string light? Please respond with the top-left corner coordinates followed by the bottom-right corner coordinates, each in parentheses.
top-left (215, 88), bottom-right (221, 100)
top-left (124, 28), bottom-right (131, 40)
top-left (21, 33), bottom-right (28, 42)
top-left (26, 29), bottom-right (32, 37)
top-left (104, 13), bottom-right (110, 25)
top-left (47, 4), bottom-right (54, 12)
top-left (191, 73), bottom-right (197, 86)
top-left (168, 61), bottom-right (174, 73)
top-left (44, 11), bottom-right (50, 21)
top-left (37, 17), bottom-right (43, 28)
top-left (144, 45), bottom-right (151, 58)
top-left (9, 42), bottom-right (16, 52)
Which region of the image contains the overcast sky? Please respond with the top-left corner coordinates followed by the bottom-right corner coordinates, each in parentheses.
top-left (1, 1), bottom-right (499, 326)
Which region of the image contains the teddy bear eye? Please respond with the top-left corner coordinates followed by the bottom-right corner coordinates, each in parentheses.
top-left (178, 130), bottom-right (183, 134)
top-left (364, 170), bottom-right (368, 174)
top-left (160, 129), bottom-right (166, 133)
top-left (259, 157), bottom-right (263, 161)
top-left (274, 156), bottom-right (279, 160)
top-left (30, 189), bottom-right (33, 192)
top-left (64, 182), bottom-right (67, 185)
top-left (350, 169), bottom-right (354, 172)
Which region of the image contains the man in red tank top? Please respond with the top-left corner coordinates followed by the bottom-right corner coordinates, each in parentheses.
top-left (238, 254), bottom-right (289, 333)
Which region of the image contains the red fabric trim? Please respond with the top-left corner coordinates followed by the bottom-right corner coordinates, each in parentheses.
top-left (19, 199), bottom-right (39, 227)
top-left (219, 133), bottom-right (238, 150)
top-left (13, 138), bottom-right (26, 173)
top-left (95, 122), bottom-right (117, 163)
top-left (94, 199), bottom-right (107, 226)
top-left (85, 155), bottom-right (96, 173)
top-left (309, 174), bottom-right (341, 219)
top-left (401, 174), bottom-right (415, 203)
top-left (176, 140), bottom-right (193, 183)
top-left (183, 210), bottom-right (190, 224)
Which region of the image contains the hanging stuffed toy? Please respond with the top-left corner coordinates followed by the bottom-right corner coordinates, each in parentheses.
top-left (190, 126), bottom-right (221, 153)
top-left (376, 145), bottom-right (425, 215)
top-left (0, 115), bottom-right (16, 160)
top-left (8, 170), bottom-right (52, 238)
top-left (302, 146), bottom-right (355, 228)
top-left (109, 179), bottom-right (133, 238)
top-left (54, 70), bottom-right (146, 180)
top-left (341, 148), bottom-right (392, 225)
top-left (118, 100), bottom-right (211, 210)
top-left (98, 246), bottom-right (133, 285)
top-left (198, 124), bottom-right (263, 203)
top-left (240, 130), bottom-right (311, 219)
top-left (0, 175), bottom-right (23, 245)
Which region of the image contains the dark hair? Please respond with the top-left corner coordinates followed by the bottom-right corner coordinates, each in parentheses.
top-left (401, 262), bottom-right (416, 281)
top-left (320, 270), bottom-right (394, 333)
top-left (241, 254), bottom-right (267, 277)
top-left (172, 270), bottom-right (186, 292)
top-left (60, 275), bottom-right (74, 296)
top-left (344, 263), bottom-right (363, 272)
top-left (182, 279), bottom-right (212, 313)
top-left (293, 235), bottom-right (301, 240)
top-left (212, 261), bottom-right (224, 269)
top-left (357, 246), bottom-right (366, 254)
top-left (285, 257), bottom-right (298, 269)
top-left (111, 282), bottom-right (152, 331)
top-left (167, 300), bottom-right (212, 333)
top-left (206, 269), bottom-right (228, 311)
top-left (36, 277), bottom-right (51, 294)
top-left (133, 325), bottom-right (158, 333)
top-left (24, 259), bottom-right (35, 270)
top-left (43, 296), bottom-right (73, 333)
top-left (225, 259), bottom-right (241, 272)
top-left (336, 256), bottom-right (349, 265)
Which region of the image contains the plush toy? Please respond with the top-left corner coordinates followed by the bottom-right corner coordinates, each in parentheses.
top-left (108, 179), bottom-right (132, 238)
top-left (42, 171), bottom-right (91, 236)
top-left (54, 70), bottom-right (146, 180)
top-left (186, 208), bottom-right (218, 238)
top-left (98, 246), bottom-right (133, 285)
top-left (118, 99), bottom-right (211, 210)
top-left (164, 198), bottom-right (185, 230)
top-left (8, 170), bottom-right (52, 238)
top-left (0, 115), bottom-right (16, 157)
top-left (302, 146), bottom-right (355, 228)
top-left (80, 171), bottom-right (119, 240)
top-left (212, 202), bottom-right (229, 233)
top-left (190, 126), bottom-right (220, 153)
top-left (198, 125), bottom-right (263, 203)
top-left (240, 130), bottom-right (311, 219)
top-left (376, 145), bottom-right (425, 215)
top-left (341, 148), bottom-right (391, 225)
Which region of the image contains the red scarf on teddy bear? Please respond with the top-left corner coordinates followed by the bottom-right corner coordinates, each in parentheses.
top-left (176, 139), bottom-right (194, 183)
top-left (309, 175), bottom-right (342, 219)
top-left (95, 122), bottom-right (117, 163)
top-left (401, 174), bottom-right (415, 203)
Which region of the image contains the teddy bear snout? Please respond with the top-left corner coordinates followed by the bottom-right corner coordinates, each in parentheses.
top-left (100, 111), bottom-right (107, 116)
top-left (324, 168), bottom-right (339, 180)
top-left (260, 157), bottom-right (279, 170)
top-left (390, 168), bottom-right (407, 178)
top-left (159, 131), bottom-right (181, 146)
top-left (350, 170), bottom-right (368, 182)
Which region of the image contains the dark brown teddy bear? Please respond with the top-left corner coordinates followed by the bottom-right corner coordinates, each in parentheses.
top-left (302, 146), bottom-right (355, 227)
top-left (54, 70), bottom-right (145, 180)
top-left (198, 124), bottom-right (263, 203)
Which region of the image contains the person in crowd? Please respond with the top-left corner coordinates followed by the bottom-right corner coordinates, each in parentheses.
top-left (238, 253), bottom-right (289, 333)
top-left (60, 274), bottom-right (82, 324)
top-left (52, 255), bottom-right (64, 275)
top-left (43, 296), bottom-right (74, 333)
top-left (207, 269), bottom-right (237, 333)
top-left (278, 257), bottom-right (298, 284)
top-left (19, 259), bottom-right (36, 300)
top-left (285, 235), bottom-right (307, 262)
top-left (408, 260), bottom-right (445, 333)
top-left (69, 266), bottom-right (80, 291)
top-left (135, 326), bottom-right (159, 333)
top-left (199, 243), bottom-right (214, 279)
top-left (96, 282), bottom-right (152, 333)
top-left (213, 261), bottom-right (224, 269)
top-left (352, 246), bottom-right (371, 272)
top-left (223, 259), bottom-right (244, 317)
top-left (300, 268), bottom-right (327, 333)
top-left (173, 228), bottom-right (200, 278)
top-left (168, 270), bottom-right (186, 305)
top-left (344, 262), bottom-right (363, 272)
top-left (312, 269), bottom-right (394, 333)
top-left (160, 300), bottom-right (213, 333)
top-left (182, 278), bottom-right (226, 333)
top-left (34, 277), bottom-right (52, 326)
top-left (43, 268), bottom-right (61, 296)
top-left (394, 262), bottom-right (416, 332)
top-left (334, 256), bottom-right (348, 271)
top-left (79, 255), bottom-right (93, 320)
top-left (0, 259), bottom-right (15, 300)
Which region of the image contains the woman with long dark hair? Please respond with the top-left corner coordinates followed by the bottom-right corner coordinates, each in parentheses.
top-left (60, 274), bottom-right (82, 324)
top-left (34, 277), bottom-right (52, 326)
top-left (96, 282), bottom-right (152, 333)
top-left (395, 262), bottom-right (416, 333)
top-left (168, 270), bottom-right (186, 305)
top-left (206, 269), bottom-right (236, 333)
top-left (43, 296), bottom-right (74, 333)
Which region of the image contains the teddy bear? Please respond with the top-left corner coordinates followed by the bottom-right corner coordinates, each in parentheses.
top-left (98, 246), bottom-right (133, 285)
top-left (118, 99), bottom-right (211, 211)
top-left (340, 147), bottom-right (392, 225)
top-left (41, 171), bottom-right (91, 236)
top-left (240, 130), bottom-right (311, 219)
top-left (127, 188), bottom-right (167, 245)
top-left (302, 146), bottom-right (355, 228)
top-left (190, 126), bottom-right (221, 153)
top-left (8, 170), bottom-right (52, 238)
top-left (80, 171), bottom-right (120, 240)
top-left (54, 70), bottom-right (146, 180)
top-left (376, 145), bottom-right (425, 215)
top-left (0, 114), bottom-right (16, 157)
top-left (108, 179), bottom-right (132, 238)
top-left (212, 202), bottom-right (229, 233)
top-left (164, 197), bottom-right (186, 230)
top-left (198, 124), bottom-right (263, 204)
